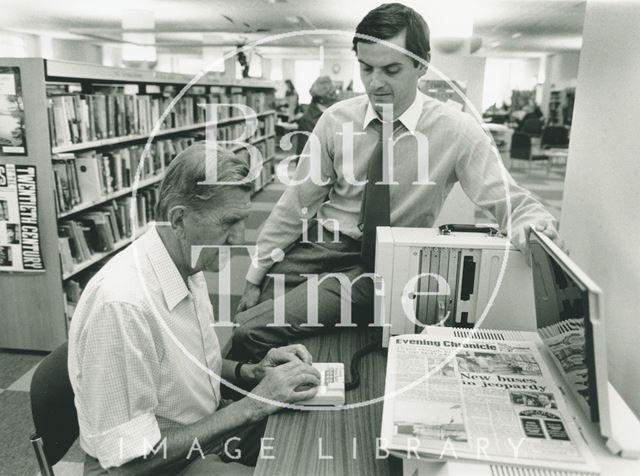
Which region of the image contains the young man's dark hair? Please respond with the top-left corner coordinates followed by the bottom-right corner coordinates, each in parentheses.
top-left (352, 2), bottom-right (431, 66)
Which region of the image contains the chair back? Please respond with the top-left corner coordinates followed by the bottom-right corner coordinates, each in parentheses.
top-left (510, 132), bottom-right (531, 160)
top-left (30, 342), bottom-right (79, 467)
top-left (521, 117), bottom-right (543, 136)
top-left (541, 126), bottom-right (569, 148)
top-left (490, 115), bottom-right (508, 124)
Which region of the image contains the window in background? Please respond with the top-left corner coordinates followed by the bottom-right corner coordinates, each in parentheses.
top-left (157, 56), bottom-right (203, 75)
top-left (202, 44), bottom-right (226, 73)
top-left (482, 58), bottom-right (541, 110)
top-left (294, 60), bottom-right (321, 104)
top-left (270, 58), bottom-right (283, 81)
top-left (352, 59), bottom-right (366, 93)
top-left (178, 57), bottom-right (204, 75)
top-left (248, 52), bottom-right (263, 78)
top-left (0, 33), bottom-right (26, 57)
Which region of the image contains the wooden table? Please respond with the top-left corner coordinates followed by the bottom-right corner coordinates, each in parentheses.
top-left (254, 328), bottom-right (401, 476)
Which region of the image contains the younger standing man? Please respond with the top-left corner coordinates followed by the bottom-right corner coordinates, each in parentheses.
top-left (232, 3), bottom-right (559, 361)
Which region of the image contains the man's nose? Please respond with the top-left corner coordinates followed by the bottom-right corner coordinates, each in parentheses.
top-left (227, 222), bottom-right (245, 245)
top-left (368, 71), bottom-right (386, 90)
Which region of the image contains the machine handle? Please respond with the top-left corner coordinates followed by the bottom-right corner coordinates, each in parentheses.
top-left (438, 224), bottom-right (501, 236)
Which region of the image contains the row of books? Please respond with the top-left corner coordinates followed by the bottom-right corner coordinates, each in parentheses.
top-left (208, 87), bottom-right (273, 118)
top-left (238, 141), bottom-right (275, 193)
top-left (216, 122), bottom-right (255, 143)
top-left (48, 90), bottom-right (274, 148)
top-left (58, 187), bottom-right (159, 276)
top-left (49, 93), bottom-right (192, 147)
top-left (265, 137), bottom-right (276, 159)
top-left (259, 114), bottom-right (276, 137)
top-left (211, 116), bottom-right (275, 144)
top-left (52, 136), bottom-right (196, 214)
top-left (245, 90), bottom-right (275, 115)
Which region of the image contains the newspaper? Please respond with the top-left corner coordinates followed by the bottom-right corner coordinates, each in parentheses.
top-left (380, 333), bottom-right (599, 473)
top-left (539, 318), bottom-right (593, 418)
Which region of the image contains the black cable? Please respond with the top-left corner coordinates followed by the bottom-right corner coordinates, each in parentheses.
top-left (345, 341), bottom-right (381, 391)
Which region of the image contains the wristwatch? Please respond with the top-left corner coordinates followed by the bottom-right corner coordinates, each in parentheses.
top-left (235, 361), bottom-right (247, 384)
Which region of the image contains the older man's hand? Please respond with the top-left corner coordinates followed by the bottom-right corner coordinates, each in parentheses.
top-left (249, 344), bottom-right (313, 383)
top-left (245, 360), bottom-right (322, 419)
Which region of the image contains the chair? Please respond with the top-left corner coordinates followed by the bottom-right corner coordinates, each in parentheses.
top-left (539, 126), bottom-right (570, 174)
top-left (521, 117), bottom-right (543, 137)
top-left (510, 132), bottom-right (550, 174)
top-left (30, 342), bottom-right (79, 476)
top-left (541, 125), bottom-right (570, 149)
top-left (510, 131), bottom-right (531, 162)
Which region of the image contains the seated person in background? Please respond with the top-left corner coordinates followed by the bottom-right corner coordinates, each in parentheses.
top-left (68, 142), bottom-right (320, 475)
top-left (284, 79), bottom-right (300, 122)
top-left (295, 76), bottom-right (338, 155)
top-left (518, 105), bottom-right (544, 134)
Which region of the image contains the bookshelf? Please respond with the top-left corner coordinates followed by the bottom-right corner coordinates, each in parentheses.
top-left (56, 175), bottom-right (164, 219)
top-left (0, 58), bottom-right (277, 351)
top-left (548, 90), bottom-right (563, 125)
top-left (61, 224), bottom-right (151, 281)
top-left (548, 88), bottom-right (575, 126)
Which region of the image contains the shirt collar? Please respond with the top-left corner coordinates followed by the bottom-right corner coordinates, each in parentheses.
top-left (139, 225), bottom-right (190, 311)
top-left (363, 91), bottom-right (423, 134)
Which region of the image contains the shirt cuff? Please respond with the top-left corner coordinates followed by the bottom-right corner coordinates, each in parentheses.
top-left (88, 412), bottom-right (162, 469)
top-left (246, 263), bottom-right (269, 286)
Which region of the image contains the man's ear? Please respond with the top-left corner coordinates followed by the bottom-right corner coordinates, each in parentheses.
top-left (167, 205), bottom-right (187, 238)
top-left (416, 52), bottom-right (431, 78)
top-left (416, 52), bottom-right (430, 77)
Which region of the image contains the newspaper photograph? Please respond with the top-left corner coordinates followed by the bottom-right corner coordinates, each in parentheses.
top-left (380, 334), bottom-right (598, 473)
top-left (539, 318), bottom-right (593, 417)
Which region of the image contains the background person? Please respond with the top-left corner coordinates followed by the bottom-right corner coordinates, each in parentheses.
top-left (284, 79), bottom-right (299, 122)
top-left (295, 75), bottom-right (338, 155)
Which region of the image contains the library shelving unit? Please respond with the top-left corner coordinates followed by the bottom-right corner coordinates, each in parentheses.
top-left (548, 90), bottom-right (563, 125)
top-left (0, 57), bottom-right (277, 351)
top-left (548, 88), bottom-right (575, 126)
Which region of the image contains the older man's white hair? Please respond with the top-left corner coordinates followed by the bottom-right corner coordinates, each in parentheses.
top-left (155, 141), bottom-right (251, 221)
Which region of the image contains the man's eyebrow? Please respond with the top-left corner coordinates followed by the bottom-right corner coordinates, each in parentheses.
top-left (358, 59), bottom-right (403, 69)
top-left (222, 209), bottom-right (251, 221)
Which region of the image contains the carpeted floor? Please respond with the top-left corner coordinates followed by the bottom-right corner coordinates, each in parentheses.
top-left (0, 156), bottom-right (565, 476)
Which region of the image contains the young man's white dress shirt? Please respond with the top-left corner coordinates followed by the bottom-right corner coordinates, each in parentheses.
top-left (247, 91), bottom-right (555, 286)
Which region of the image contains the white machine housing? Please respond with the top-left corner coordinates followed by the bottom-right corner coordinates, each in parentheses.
top-left (376, 227), bottom-right (535, 347)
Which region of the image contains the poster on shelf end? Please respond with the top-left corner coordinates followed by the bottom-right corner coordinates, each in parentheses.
top-left (0, 66), bottom-right (28, 156)
top-left (0, 163), bottom-right (44, 272)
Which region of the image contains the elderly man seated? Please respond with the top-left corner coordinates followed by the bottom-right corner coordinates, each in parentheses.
top-left (68, 142), bottom-right (320, 475)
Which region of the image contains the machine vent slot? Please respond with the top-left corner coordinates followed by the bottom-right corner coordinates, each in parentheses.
top-left (460, 256), bottom-right (476, 300)
top-left (453, 329), bottom-right (527, 341)
top-left (490, 464), bottom-right (590, 476)
top-left (454, 329), bottom-right (506, 340)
